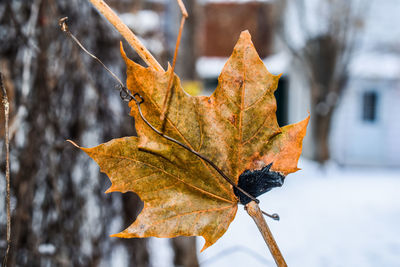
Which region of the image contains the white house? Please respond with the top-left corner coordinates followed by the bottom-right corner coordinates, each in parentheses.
top-left (196, 0), bottom-right (400, 166)
top-left (330, 53), bottom-right (400, 166)
top-left (283, 0), bottom-right (400, 166)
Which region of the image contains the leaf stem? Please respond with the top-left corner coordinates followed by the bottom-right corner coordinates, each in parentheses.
top-left (160, 0), bottom-right (188, 123)
top-left (160, 15), bottom-right (186, 123)
top-left (246, 201), bottom-right (287, 267)
top-left (88, 0), bottom-right (164, 72)
top-left (1, 72), bottom-right (11, 267)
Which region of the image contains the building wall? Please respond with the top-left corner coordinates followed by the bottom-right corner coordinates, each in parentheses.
top-left (281, 0), bottom-right (400, 166)
top-left (331, 78), bottom-right (400, 166)
top-left (200, 2), bottom-right (273, 58)
top-left (286, 59), bottom-right (314, 159)
top-left (286, 58), bottom-right (400, 166)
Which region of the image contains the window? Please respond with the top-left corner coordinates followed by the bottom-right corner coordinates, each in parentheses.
top-left (274, 77), bottom-right (288, 127)
top-left (362, 91), bottom-right (378, 122)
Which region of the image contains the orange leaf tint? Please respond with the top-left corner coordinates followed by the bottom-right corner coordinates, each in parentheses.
top-left (73, 31), bottom-right (308, 251)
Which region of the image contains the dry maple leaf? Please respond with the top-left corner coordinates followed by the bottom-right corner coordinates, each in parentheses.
top-left (72, 30), bottom-right (309, 251)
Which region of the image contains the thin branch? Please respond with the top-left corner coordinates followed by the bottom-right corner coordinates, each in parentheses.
top-left (160, 0), bottom-right (188, 123)
top-left (88, 0), bottom-right (164, 72)
top-left (58, 18), bottom-right (138, 104)
top-left (59, 17), bottom-right (125, 88)
top-left (246, 201), bottom-right (287, 267)
top-left (278, 32), bottom-right (317, 86)
top-left (1, 72), bottom-right (11, 267)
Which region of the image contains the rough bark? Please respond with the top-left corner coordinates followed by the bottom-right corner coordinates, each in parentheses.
top-left (0, 0), bottom-right (149, 266)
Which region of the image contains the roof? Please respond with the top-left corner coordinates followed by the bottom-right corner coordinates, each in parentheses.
top-left (196, 52), bottom-right (290, 79)
top-left (349, 52), bottom-right (400, 80)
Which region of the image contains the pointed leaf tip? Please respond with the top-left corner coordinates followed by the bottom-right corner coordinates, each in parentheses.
top-left (240, 30), bottom-right (251, 38)
top-left (120, 42), bottom-right (130, 64)
top-left (110, 233), bottom-right (124, 238)
top-left (237, 30), bottom-right (252, 45)
top-left (105, 186), bottom-right (116, 194)
top-left (66, 139), bottom-right (79, 148)
top-left (266, 115), bottom-right (310, 175)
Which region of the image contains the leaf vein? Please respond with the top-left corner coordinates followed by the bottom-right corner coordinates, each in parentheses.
top-left (147, 204), bottom-right (235, 228)
top-left (145, 91), bottom-right (234, 200)
top-left (93, 152), bottom-right (235, 204)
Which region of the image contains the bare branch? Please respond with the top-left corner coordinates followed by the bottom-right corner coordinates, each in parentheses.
top-left (176, 0), bottom-right (189, 18)
top-left (277, 32), bottom-right (317, 87)
top-left (59, 17), bottom-right (125, 88)
top-left (246, 201), bottom-right (287, 267)
top-left (160, 0), bottom-right (189, 123)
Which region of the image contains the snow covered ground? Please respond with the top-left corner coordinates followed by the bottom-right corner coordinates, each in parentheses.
top-left (149, 159), bottom-right (400, 267)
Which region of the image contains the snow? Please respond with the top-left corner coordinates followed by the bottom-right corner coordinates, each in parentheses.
top-left (262, 52), bottom-right (290, 76)
top-left (362, 0), bottom-right (400, 50)
top-left (349, 53), bottom-right (400, 80)
top-left (119, 11), bottom-right (161, 36)
top-left (150, 159), bottom-right (400, 266)
top-left (149, 237), bottom-right (174, 267)
top-left (118, 11), bottom-right (165, 55)
top-left (196, 54), bottom-right (287, 80)
top-left (38, 243), bottom-right (56, 255)
top-left (108, 245), bottom-right (129, 267)
top-left (140, 37), bottom-right (165, 56)
top-left (196, 57), bottom-right (227, 79)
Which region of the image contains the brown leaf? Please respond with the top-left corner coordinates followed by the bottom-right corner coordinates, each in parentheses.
top-left (74, 30), bottom-right (309, 250)
top-left (71, 137), bottom-right (237, 251)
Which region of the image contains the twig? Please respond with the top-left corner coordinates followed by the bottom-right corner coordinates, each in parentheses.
top-left (88, 0), bottom-right (164, 72)
top-left (59, 17), bottom-right (125, 88)
top-left (1, 73), bottom-right (11, 267)
top-left (159, 0), bottom-right (188, 123)
top-left (246, 201), bottom-right (287, 267)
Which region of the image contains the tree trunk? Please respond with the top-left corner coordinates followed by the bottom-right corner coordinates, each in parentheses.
top-left (310, 84), bottom-right (335, 164)
top-left (0, 1), bottom-right (148, 266)
top-left (312, 110), bottom-right (334, 164)
top-left (171, 237), bottom-right (199, 267)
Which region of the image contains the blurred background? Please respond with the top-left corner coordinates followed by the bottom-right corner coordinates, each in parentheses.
top-left (0, 0), bottom-right (399, 266)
